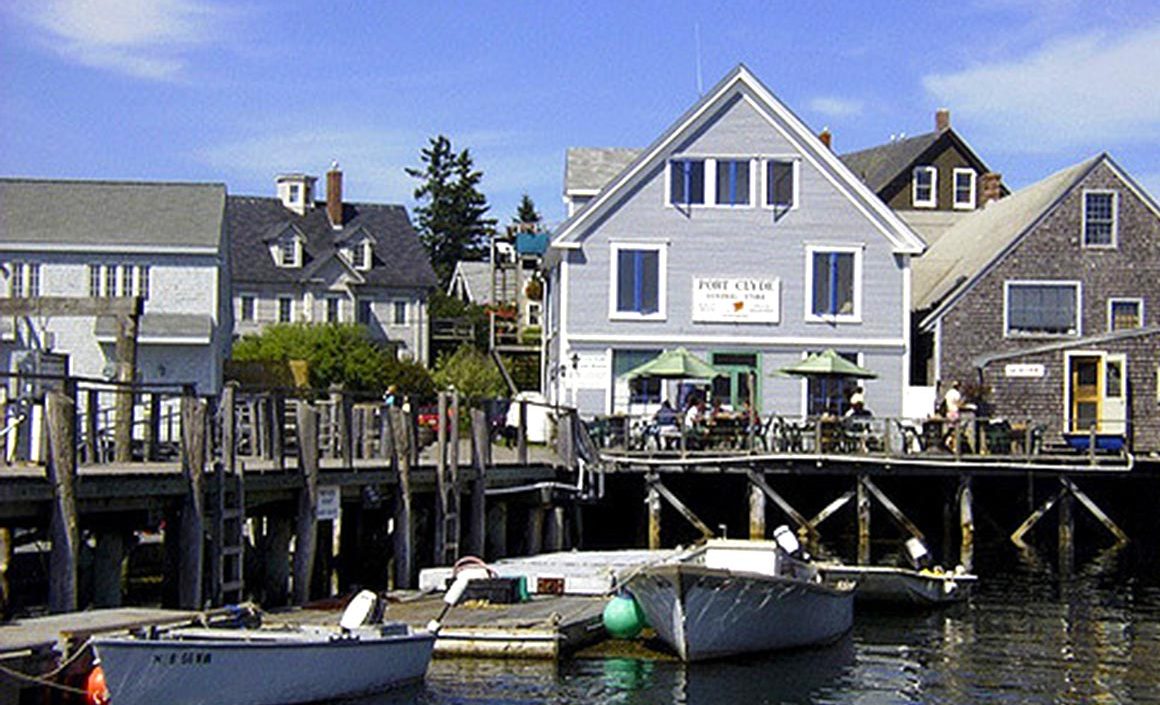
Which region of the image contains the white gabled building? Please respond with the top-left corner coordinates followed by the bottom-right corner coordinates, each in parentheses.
top-left (0, 178), bottom-right (231, 394)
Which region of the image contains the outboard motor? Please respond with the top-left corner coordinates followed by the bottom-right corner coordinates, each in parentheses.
top-left (905, 537), bottom-right (932, 570)
top-left (773, 525), bottom-right (809, 560)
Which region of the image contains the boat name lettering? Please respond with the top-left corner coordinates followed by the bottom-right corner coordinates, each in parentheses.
top-left (152, 651), bottom-right (213, 666)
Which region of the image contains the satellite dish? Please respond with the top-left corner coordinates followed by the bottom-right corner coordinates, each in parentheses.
top-left (339, 590), bottom-right (379, 631)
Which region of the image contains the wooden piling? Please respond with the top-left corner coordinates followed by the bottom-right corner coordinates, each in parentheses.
top-left (113, 313), bottom-right (138, 463)
top-left (293, 401), bottom-right (320, 604)
top-left (468, 408), bottom-right (489, 558)
top-left (649, 477), bottom-right (714, 539)
top-left (270, 391), bottom-right (285, 470)
top-left (45, 390), bottom-right (79, 613)
top-left (959, 475), bottom-right (974, 572)
top-left (178, 391), bottom-right (207, 610)
top-left (0, 528), bottom-right (10, 617)
top-left (434, 392), bottom-right (449, 565)
top-left (517, 400), bottom-right (528, 465)
top-left (334, 387), bottom-right (353, 470)
top-left (546, 507), bottom-right (565, 552)
top-left (526, 506), bottom-right (545, 555)
top-left (1058, 483), bottom-right (1075, 575)
top-left (486, 501), bottom-right (508, 560)
top-left (92, 529), bottom-right (126, 608)
top-left (856, 476), bottom-right (871, 565)
top-left (861, 477), bottom-right (925, 542)
top-left (748, 479), bottom-right (766, 540)
top-left (144, 393), bottom-right (162, 462)
top-left (1062, 477), bottom-right (1129, 544)
top-left (221, 383), bottom-right (237, 474)
top-left (389, 408), bottom-right (414, 589)
top-left (1011, 486), bottom-right (1066, 547)
top-left (262, 514), bottom-right (292, 607)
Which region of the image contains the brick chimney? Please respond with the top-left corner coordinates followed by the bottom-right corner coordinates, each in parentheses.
top-left (980, 172), bottom-right (1003, 206)
top-left (935, 108), bottom-right (950, 132)
top-left (326, 161), bottom-right (343, 229)
top-left (819, 127), bottom-right (832, 150)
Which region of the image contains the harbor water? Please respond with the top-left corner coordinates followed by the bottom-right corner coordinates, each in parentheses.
top-left (333, 545), bottom-right (1160, 704)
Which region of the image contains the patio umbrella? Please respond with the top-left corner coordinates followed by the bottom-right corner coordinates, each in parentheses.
top-left (622, 347), bottom-right (725, 381)
top-left (776, 349), bottom-right (877, 379)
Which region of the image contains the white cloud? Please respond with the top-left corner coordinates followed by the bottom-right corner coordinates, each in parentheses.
top-left (923, 26), bottom-right (1160, 152)
top-left (12, 0), bottom-right (224, 80)
top-left (808, 97), bottom-right (864, 119)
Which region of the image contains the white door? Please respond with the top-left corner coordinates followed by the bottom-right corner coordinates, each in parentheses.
top-left (1103, 354), bottom-right (1127, 434)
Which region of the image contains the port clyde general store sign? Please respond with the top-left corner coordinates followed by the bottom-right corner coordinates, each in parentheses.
top-left (692, 277), bottom-right (780, 323)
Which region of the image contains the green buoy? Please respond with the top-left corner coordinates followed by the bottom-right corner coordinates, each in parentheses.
top-left (602, 593), bottom-right (646, 639)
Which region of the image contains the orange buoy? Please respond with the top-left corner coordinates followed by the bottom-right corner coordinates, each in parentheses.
top-left (86, 665), bottom-right (109, 705)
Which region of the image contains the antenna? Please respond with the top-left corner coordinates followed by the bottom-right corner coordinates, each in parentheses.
top-left (695, 23), bottom-right (704, 96)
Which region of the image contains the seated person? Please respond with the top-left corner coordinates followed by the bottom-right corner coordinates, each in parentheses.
top-left (844, 399), bottom-right (872, 418)
top-left (654, 400), bottom-right (678, 427)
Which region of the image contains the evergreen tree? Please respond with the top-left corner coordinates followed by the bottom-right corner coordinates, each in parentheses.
top-left (406, 135), bottom-right (495, 287)
top-left (514, 193), bottom-right (541, 227)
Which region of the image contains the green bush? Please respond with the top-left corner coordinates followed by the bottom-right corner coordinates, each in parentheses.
top-left (432, 344), bottom-right (508, 400)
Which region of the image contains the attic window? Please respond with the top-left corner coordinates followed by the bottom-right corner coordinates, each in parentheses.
top-left (1083, 191), bottom-right (1117, 247)
top-left (953, 169), bottom-right (976, 210)
top-left (350, 240), bottom-right (371, 270)
top-left (669, 159), bottom-right (705, 205)
top-left (913, 166), bottom-right (937, 208)
top-left (279, 239), bottom-right (300, 267)
top-left (289, 183), bottom-right (301, 203)
top-left (765, 159), bottom-right (797, 211)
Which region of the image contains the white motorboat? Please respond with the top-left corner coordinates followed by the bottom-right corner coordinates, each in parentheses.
top-left (90, 591), bottom-right (434, 705)
top-left (624, 532), bottom-right (854, 662)
top-left (817, 564), bottom-right (976, 605)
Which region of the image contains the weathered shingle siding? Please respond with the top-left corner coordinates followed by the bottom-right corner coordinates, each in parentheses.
top-left (562, 92), bottom-right (910, 416)
top-left (936, 162), bottom-right (1160, 448)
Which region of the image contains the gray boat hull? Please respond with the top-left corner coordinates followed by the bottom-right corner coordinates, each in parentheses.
top-left (628, 563), bottom-right (854, 662)
top-left (818, 565), bottom-right (977, 605)
top-left (93, 626), bottom-right (434, 705)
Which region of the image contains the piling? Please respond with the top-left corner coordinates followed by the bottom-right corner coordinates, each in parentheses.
top-left (45, 389), bottom-right (79, 613)
top-left (856, 475), bottom-right (871, 565)
top-left (294, 401), bottom-right (320, 604)
top-left (647, 478), bottom-right (661, 550)
top-left (748, 480), bottom-right (766, 540)
top-left (92, 530), bottom-right (126, 608)
top-left (177, 390), bottom-right (207, 610)
top-left (959, 475), bottom-right (974, 571)
top-left (390, 407), bottom-right (414, 589)
top-left (468, 408), bottom-right (489, 557)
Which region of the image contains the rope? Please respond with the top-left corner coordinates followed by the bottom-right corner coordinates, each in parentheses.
top-left (0, 661), bottom-right (89, 696)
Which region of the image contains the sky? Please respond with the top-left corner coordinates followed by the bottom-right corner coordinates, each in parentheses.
top-left (2, 1), bottom-right (1159, 228)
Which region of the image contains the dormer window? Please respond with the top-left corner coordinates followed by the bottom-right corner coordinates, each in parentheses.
top-left (289, 183), bottom-right (300, 204)
top-left (953, 169), bottom-right (976, 210)
top-left (913, 166), bottom-right (937, 208)
top-left (276, 173), bottom-right (317, 215)
top-left (349, 240), bottom-right (372, 270)
top-left (276, 236), bottom-right (301, 268)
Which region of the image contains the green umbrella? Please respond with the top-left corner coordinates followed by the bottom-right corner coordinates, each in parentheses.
top-left (622, 347), bottom-right (724, 380)
top-left (777, 349), bottom-right (877, 379)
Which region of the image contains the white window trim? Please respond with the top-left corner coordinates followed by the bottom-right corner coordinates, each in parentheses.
top-left (913, 166), bottom-right (937, 208)
top-left (392, 300), bottom-right (408, 326)
top-left (1107, 297), bottom-right (1144, 331)
top-left (952, 168), bottom-right (976, 210)
top-left (275, 236), bottom-right (302, 268)
top-left (1003, 279), bottom-right (1082, 338)
top-left (526, 300), bottom-right (543, 327)
top-left (239, 293), bottom-right (257, 322)
top-left (710, 157), bottom-right (756, 208)
top-left (608, 241), bottom-right (668, 322)
top-left (761, 157), bottom-right (801, 211)
top-left (666, 157), bottom-right (707, 208)
top-left (1082, 189), bottom-right (1118, 249)
top-left (277, 295), bottom-right (295, 323)
top-left (804, 244), bottom-right (863, 323)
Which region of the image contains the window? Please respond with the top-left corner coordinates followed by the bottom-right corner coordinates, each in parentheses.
top-left (953, 169), bottom-right (976, 209)
top-left (119, 265), bottom-right (133, 297)
top-left (350, 241), bottom-right (371, 270)
top-left (1108, 298), bottom-right (1142, 331)
top-left (277, 238), bottom-right (300, 267)
top-left (1083, 191), bottom-right (1117, 247)
top-left (714, 159), bottom-right (751, 205)
top-left (9, 262), bottom-right (40, 297)
top-left (356, 300), bottom-right (372, 325)
top-left (89, 264), bottom-right (149, 298)
top-left (138, 266), bottom-right (150, 299)
top-left (611, 244), bottom-right (666, 319)
top-left (807, 248), bottom-right (860, 320)
top-left (89, 266), bottom-right (101, 298)
top-left (392, 300), bottom-right (407, 325)
top-left (806, 351), bottom-right (859, 416)
top-left (325, 297), bottom-right (341, 323)
top-left (1005, 282), bottom-right (1080, 336)
top-left (614, 349), bottom-right (663, 405)
top-left (913, 166), bottom-right (937, 208)
top-left (765, 159), bottom-right (796, 210)
top-left (289, 183), bottom-right (300, 203)
top-left (278, 296), bottom-right (294, 323)
top-left (526, 301), bottom-right (542, 327)
top-left (669, 159), bottom-right (705, 205)
top-left (240, 295), bottom-right (256, 321)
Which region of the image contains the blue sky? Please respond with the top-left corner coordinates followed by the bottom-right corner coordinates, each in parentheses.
top-left (2, 1), bottom-right (1158, 227)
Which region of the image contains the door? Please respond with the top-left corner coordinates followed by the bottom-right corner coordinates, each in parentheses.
top-left (1103, 354), bottom-right (1127, 434)
top-left (1067, 354), bottom-right (1101, 433)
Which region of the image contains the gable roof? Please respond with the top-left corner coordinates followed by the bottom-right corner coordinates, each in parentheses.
top-left (227, 196), bottom-right (436, 289)
top-left (549, 64), bottom-right (925, 258)
top-left (448, 260), bottom-right (518, 305)
top-left (839, 128), bottom-right (1004, 198)
top-left (0, 178), bottom-right (226, 253)
top-left (565, 148), bottom-right (642, 194)
top-left (914, 155), bottom-right (1105, 326)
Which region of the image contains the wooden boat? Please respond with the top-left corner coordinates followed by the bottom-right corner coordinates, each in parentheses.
top-left (624, 536), bottom-right (854, 662)
top-left (91, 592), bottom-right (434, 705)
top-left (817, 564), bottom-right (977, 605)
